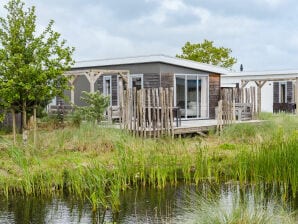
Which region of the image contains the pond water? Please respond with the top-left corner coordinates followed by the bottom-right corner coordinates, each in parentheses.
top-left (0, 183), bottom-right (297, 224)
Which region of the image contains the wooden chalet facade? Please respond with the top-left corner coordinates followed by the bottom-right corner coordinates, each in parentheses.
top-left (62, 55), bottom-right (228, 119)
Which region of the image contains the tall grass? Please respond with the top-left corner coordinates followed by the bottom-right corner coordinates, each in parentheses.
top-left (184, 191), bottom-right (297, 224)
top-left (0, 114), bottom-right (297, 212)
top-left (235, 130), bottom-right (298, 195)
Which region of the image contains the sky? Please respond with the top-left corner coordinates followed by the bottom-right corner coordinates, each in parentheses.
top-left (1, 0), bottom-right (298, 71)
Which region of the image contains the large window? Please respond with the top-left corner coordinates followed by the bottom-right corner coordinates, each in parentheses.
top-left (129, 74), bottom-right (143, 90)
top-left (175, 74), bottom-right (208, 119)
top-left (103, 76), bottom-right (112, 106)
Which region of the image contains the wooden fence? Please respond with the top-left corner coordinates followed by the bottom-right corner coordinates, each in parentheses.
top-left (217, 87), bottom-right (256, 133)
top-left (119, 87), bottom-right (175, 138)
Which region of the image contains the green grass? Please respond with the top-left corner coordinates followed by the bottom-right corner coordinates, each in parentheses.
top-left (0, 114), bottom-right (297, 212)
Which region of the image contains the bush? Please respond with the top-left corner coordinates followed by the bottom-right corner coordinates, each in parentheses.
top-left (76, 91), bottom-right (110, 123)
top-left (71, 110), bottom-right (82, 128)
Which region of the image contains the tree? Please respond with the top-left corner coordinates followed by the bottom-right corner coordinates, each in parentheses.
top-left (76, 91), bottom-right (110, 124)
top-left (176, 39), bottom-right (237, 68)
top-left (0, 0), bottom-right (74, 142)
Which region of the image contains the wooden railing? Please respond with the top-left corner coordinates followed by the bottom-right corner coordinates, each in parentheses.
top-left (119, 87), bottom-right (176, 138)
top-left (216, 100), bottom-right (253, 133)
top-left (273, 103), bottom-right (296, 113)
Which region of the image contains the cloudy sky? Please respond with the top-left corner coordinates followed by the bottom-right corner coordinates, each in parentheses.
top-left (1, 0), bottom-right (298, 71)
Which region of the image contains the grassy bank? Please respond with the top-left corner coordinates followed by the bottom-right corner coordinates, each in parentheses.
top-left (0, 113), bottom-right (297, 211)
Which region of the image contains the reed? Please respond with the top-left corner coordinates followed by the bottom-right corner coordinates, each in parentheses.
top-left (179, 183), bottom-right (297, 224)
top-left (0, 115), bottom-right (297, 212)
top-left (187, 196), bottom-right (296, 224)
top-left (234, 131), bottom-right (298, 195)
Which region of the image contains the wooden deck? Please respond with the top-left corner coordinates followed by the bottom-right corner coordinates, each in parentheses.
top-left (174, 119), bottom-right (217, 135)
top-left (173, 119), bottom-right (261, 135)
top-left (107, 119), bottom-right (261, 137)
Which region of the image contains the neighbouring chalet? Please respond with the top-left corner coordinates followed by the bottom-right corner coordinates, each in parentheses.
top-left (221, 70), bottom-right (298, 113)
top-left (58, 55), bottom-right (228, 120)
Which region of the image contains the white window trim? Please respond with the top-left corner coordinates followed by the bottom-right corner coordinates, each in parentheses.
top-left (103, 75), bottom-right (112, 106)
top-left (279, 81), bottom-right (287, 103)
top-left (128, 74), bottom-right (144, 89)
top-left (174, 73), bottom-right (209, 120)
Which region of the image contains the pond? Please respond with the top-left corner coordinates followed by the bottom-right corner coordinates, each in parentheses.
top-left (0, 183), bottom-right (297, 224)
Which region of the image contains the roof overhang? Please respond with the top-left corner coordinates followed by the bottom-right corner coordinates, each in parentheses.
top-left (73, 54), bottom-right (229, 75)
top-left (225, 70), bottom-right (298, 81)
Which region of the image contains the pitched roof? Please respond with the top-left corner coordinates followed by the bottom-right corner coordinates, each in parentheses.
top-left (73, 54), bottom-right (229, 75)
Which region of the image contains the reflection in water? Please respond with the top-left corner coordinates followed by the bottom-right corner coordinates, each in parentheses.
top-left (0, 183), bottom-right (297, 224)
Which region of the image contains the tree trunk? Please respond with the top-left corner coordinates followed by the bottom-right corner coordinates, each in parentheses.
top-left (22, 101), bottom-right (28, 145)
top-left (33, 105), bottom-right (37, 146)
top-left (22, 101), bottom-right (27, 130)
top-left (11, 109), bottom-right (16, 145)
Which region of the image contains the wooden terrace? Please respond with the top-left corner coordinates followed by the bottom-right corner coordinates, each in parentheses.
top-left (173, 119), bottom-right (261, 136)
top-left (107, 118), bottom-right (261, 137)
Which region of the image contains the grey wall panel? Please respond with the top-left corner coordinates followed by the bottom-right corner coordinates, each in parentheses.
top-left (73, 62), bottom-right (161, 74)
top-left (74, 75), bottom-right (90, 106)
top-left (160, 63), bottom-right (209, 74)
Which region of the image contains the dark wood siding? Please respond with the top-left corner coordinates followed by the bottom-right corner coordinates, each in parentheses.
top-left (160, 73), bottom-right (174, 88)
top-left (273, 82), bottom-right (279, 103)
top-left (273, 81), bottom-right (293, 103)
top-left (287, 81), bottom-right (293, 103)
top-left (96, 76), bottom-right (103, 93)
top-left (209, 73), bottom-right (220, 119)
top-left (112, 75), bottom-right (118, 106)
top-left (143, 73), bottom-right (160, 88)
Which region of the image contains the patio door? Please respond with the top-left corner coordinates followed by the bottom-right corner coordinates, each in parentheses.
top-left (175, 74), bottom-right (208, 119)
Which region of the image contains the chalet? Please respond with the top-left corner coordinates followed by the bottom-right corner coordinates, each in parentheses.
top-left (221, 70), bottom-right (298, 113)
top-left (62, 55), bottom-right (228, 120)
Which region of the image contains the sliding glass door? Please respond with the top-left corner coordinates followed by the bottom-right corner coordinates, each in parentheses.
top-left (175, 74), bottom-right (208, 119)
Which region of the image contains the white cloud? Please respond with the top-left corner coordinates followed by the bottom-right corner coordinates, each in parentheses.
top-left (1, 0), bottom-right (298, 70)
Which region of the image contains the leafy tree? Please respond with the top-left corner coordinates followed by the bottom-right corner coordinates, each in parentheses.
top-left (0, 0), bottom-right (74, 136)
top-left (76, 91), bottom-right (110, 124)
top-left (176, 39), bottom-right (237, 68)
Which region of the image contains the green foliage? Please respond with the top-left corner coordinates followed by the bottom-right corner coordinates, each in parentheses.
top-left (70, 110), bottom-right (82, 128)
top-left (0, 0), bottom-right (74, 122)
top-left (0, 110), bottom-right (6, 123)
top-left (176, 39), bottom-right (237, 68)
top-left (219, 143), bottom-right (236, 150)
top-left (76, 91), bottom-right (110, 123)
